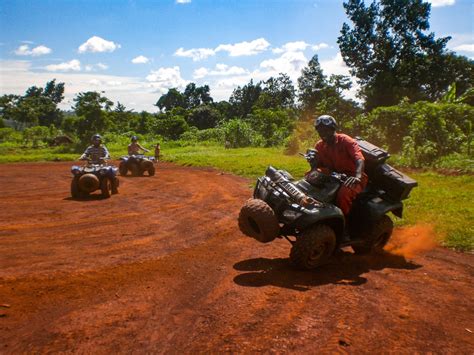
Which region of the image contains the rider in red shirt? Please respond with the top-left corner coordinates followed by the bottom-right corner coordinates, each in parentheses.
top-left (311, 115), bottom-right (368, 215)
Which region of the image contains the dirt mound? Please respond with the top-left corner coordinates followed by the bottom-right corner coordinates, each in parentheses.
top-left (1, 162), bottom-right (473, 353)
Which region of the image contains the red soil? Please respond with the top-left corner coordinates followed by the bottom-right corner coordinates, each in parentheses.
top-left (1, 161), bottom-right (473, 353)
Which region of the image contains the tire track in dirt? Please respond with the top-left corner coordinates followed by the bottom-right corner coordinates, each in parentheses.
top-left (1, 161), bottom-right (473, 353)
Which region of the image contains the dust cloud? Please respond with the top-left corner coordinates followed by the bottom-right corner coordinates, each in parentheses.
top-left (385, 225), bottom-right (438, 258)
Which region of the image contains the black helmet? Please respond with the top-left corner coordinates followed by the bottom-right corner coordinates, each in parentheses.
top-left (91, 134), bottom-right (102, 142)
top-left (131, 136), bottom-right (138, 142)
top-left (314, 115), bottom-right (337, 129)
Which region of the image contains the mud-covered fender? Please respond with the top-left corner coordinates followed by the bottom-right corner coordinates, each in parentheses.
top-left (294, 204), bottom-right (345, 239)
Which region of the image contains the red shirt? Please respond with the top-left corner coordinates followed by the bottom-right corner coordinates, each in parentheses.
top-left (315, 133), bottom-right (364, 176)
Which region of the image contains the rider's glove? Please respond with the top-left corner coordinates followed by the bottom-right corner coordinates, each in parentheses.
top-left (344, 176), bottom-right (361, 188)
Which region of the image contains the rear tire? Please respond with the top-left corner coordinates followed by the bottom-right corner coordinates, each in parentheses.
top-left (238, 198), bottom-right (279, 243)
top-left (148, 165), bottom-right (155, 176)
top-left (129, 163), bottom-right (140, 176)
top-left (100, 177), bottom-right (112, 198)
top-left (119, 162), bottom-right (128, 176)
top-left (352, 215), bottom-right (394, 255)
top-left (290, 224), bottom-right (336, 270)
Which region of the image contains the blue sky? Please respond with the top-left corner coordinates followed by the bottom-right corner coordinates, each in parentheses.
top-left (1, 0), bottom-right (472, 112)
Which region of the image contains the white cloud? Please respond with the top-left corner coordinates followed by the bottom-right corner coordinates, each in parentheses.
top-left (78, 36), bottom-right (121, 53)
top-left (260, 51), bottom-right (308, 81)
top-left (0, 59), bottom-right (160, 112)
top-left (193, 64), bottom-right (248, 79)
top-left (45, 59), bottom-right (81, 72)
top-left (320, 52), bottom-right (359, 101)
top-left (174, 47), bottom-right (216, 61)
top-left (312, 43), bottom-right (329, 51)
top-left (14, 44), bottom-right (52, 56)
top-left (216, 38), bottom-right (270, 56)
top-left (426, 0), bottom-right (455, 7)
top-left (132, 55), bottom-right (150, 64)
top-left (453, 44), bottom-right (474, 52)
top-left (85, 62), bottom-right (108, 72)
top-left (273, 41), bottom-right (310, 54)
top-left (146, 66), bottom-right (188, 93)
top-left (176, 0), bottom-right (191, 3)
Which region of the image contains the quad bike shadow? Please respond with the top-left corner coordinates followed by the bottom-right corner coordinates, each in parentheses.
top-left (233, 251), bottom-right (421, 291)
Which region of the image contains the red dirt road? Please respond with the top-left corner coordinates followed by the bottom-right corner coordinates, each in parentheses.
top-left (1, 162), bottom-right (473, 353)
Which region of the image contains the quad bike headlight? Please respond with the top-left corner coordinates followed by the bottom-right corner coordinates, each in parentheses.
top-left (71, 166), bottom-right (81, 175)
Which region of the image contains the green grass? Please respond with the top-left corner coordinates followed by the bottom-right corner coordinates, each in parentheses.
top-left (1, 142), bottom-right (472, 251)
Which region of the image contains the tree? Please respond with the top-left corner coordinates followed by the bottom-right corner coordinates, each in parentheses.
top-left (186, 105), bottom-right (222, 130)
top-left (338, 0), bottom-right (455, 109)
top-left (297, 55), bottom-right (330, 114)
top-left (155, 88), bottom-right (186, 112)
top-left (183, 83), bottom-right (213, 108)
top-left (256, 74), bottom-right (296, 110)
top-left (229, 79), bottom-right (262, 118)
top-left (73, 91), bottom-right (113, 139)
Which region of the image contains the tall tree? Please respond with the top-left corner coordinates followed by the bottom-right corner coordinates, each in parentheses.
top-left (73, 91), bottom-right (113, 139)
top-left (297, 55), bottom-right (330, 114)
top-left (183, 83), bottom-right (213, 108)
top-left (256, 73), bottom-right (296, 109)
top-left (155, 88), bottom-right (186, 112)
top-left (338, 0), bottom-right (454, 109)
top-left (229, 79), bottom-right (262, 118)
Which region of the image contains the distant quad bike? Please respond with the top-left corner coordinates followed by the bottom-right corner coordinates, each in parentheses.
top-left (119, 154), bottom-right (156, 176)
top-left (238, 138), bottom-right (418, 270)
top-left (70, 161), bottom-right (119, 199)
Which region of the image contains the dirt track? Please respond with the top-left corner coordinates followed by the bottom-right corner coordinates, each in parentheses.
top-left (1, 161), bottom-right (473, 353)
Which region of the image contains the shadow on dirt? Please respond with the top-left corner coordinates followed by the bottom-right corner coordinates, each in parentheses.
top-left (233, 251), bottom-right (421, 291)
top-left (63, 194), bottom-right (110, 201)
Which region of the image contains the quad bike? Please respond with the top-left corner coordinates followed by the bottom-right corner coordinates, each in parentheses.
top-left (70, 160), bottom-right (119, 199)
top-left (119, 154), bottom-right (155, 176)
top-left (238, 138), bottom-right (417, 270)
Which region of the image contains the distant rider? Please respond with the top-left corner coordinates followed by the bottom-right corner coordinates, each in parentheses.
top-left (128, 136), bottom-right (149, 155)
top-left (79, 134), bottom-right (110, 164)
top-left (308, 115), bottom-right (367, 216)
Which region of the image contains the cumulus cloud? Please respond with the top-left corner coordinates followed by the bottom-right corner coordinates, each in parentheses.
top-left (146, 66), bottom-right (188, 92)
top-left (45, 59), bottom-right (81, 72)
top-left (193, 63), bottom-right (248, 79)
top-left (453, 44), bottom-right (474, 52)
top-left (272, 41), bottom-right (310, 54)
top-left (216, 38), bottom-right (270, 56)
top-left (132, 55), bottom-right (150, 64)
top-left (260, 51), bottom-right (308, 80)
top-left (426, 0), bottom-right (455, 7)
top-left (84, 62), bottom-right (109, 72)
top-left (14, 44), bottom-right (52, 57)
top-left (174, 47), bottom-right (216, 61)
top-left (0, 59), bottom-right (160, 112)
top-left (176, 0), bottom-right (191, 3)
top-left (312, 43), bottom-right (329, 51)
top-left (78, 36), bottom-right (121, 53)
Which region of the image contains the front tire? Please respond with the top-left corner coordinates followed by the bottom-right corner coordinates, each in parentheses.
top-left (100, 177), bottom-right (112, 198)
top-left (71, 177), bottom-right (82, 199)
top-left (352, 215), bottom-right (394, 255)
top-left (290, 224), bottom-right (336, 270)
top-left (238, 198), bottom-right (279, 243)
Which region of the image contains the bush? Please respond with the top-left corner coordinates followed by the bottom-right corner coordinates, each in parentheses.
top-left (221, 119), bottom-right (264, 148)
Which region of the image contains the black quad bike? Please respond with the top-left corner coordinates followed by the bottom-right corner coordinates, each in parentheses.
top-left (119, 155), bottom-right (156, 176)
top-left (70, 162), bottom-right (119, 199)
top-left (238, 138), bottom-right (417, 270)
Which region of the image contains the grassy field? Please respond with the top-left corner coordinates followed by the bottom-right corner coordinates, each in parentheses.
top-left (1, 143), bottom-right (472, 251)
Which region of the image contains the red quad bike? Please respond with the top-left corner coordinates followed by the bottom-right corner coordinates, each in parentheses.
top-left (238, 138), bottom-right (417, 270)
top-left (70, 160), bottom-right (119, 199)
top-left (119, 154), bottom-right (156, 176)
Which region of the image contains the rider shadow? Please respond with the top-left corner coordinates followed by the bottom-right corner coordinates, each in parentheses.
top-left (233, 251), bottom-right (421, 291)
